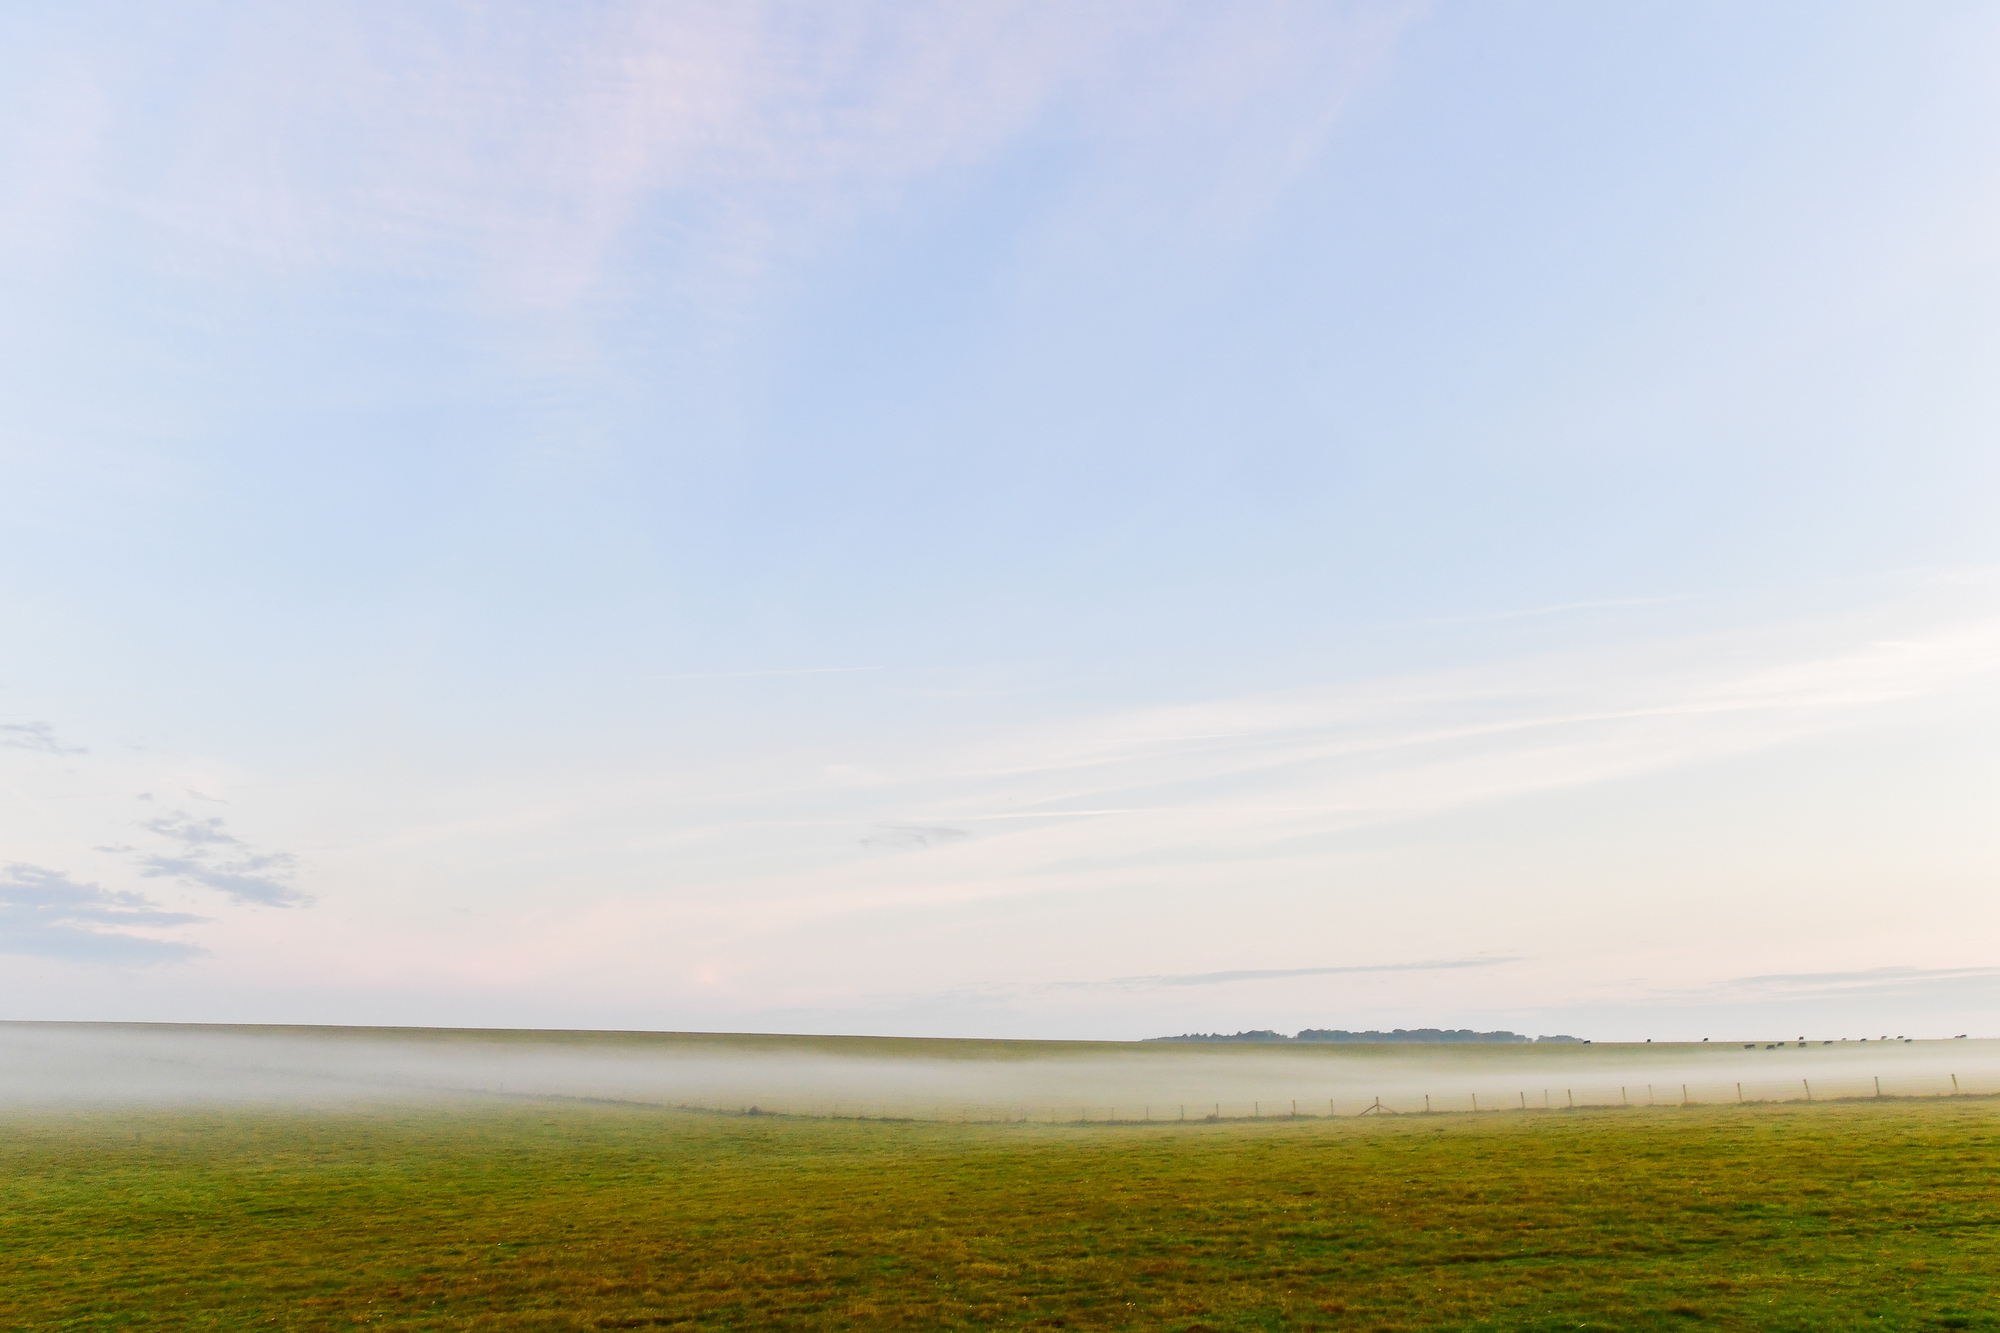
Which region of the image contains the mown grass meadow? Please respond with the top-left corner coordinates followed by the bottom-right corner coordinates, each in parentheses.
top-left (5, 1097), bottom-right (1996, 1331)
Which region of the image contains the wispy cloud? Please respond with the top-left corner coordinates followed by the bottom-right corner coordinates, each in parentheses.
top-left (0, 864), bottom-right (205, 964)
top-left (1, 2), bottom-right (1416, 314)
top-left (862, 825), bottom-right (970, 850)
top-left (135, 812), bottom-right (308, 907)
top-left (658, 667), bottom-right (884, 681)
top-left (664, 587), bottom-right (2000, 935)
top-left (1115, 958), bottom-right (1522, 988)
top-left (141, 812), bottom-right (243, 849)
top-left (0, 721), bottom-right (86, 755)
top-left (1403, 594), bottom-right (1696, 629)
top-left (852, 956), bottom-right (1522, 1015)
top-left (923, 603), bottom-right (2000, 844)
top-left (1722, 966), bottom-right (2000, 1001)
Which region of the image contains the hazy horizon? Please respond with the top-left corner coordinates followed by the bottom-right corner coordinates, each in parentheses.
top-left (8, 1021), bottom-right (1994, 1124)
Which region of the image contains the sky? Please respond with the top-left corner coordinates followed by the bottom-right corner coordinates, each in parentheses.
top-left (3, 1), bottom-right (1998, 1042)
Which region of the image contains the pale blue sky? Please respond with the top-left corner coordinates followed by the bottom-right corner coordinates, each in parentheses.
top-left (3, 2), bottom-right (1998, 1040)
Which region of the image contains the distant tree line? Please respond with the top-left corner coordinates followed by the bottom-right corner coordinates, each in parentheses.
top-left (1146, 1029), bottom-right (1587, 1044)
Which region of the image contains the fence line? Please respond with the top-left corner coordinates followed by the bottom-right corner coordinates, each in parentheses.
top-left (605, 1073), bottom-right (2000, 1124)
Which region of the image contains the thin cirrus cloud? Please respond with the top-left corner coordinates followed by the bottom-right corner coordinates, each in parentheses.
top-left (2, 2), bottom-right (1414, 310)
top-left (1724, 968), bottom-right (2000, 1000)
top-left (862, 825), bottom-right (971, 850)
top-left (675, 586), bottom-right (2000, 933)
top-left (0, 863), bottom-right (205, 964)
top-left (1097, 959), bottom-right (1521, 990)
top-left (865, 958), bottom-right (1523, 1012)
top-left (933, 602), bottom-right (2000, 836)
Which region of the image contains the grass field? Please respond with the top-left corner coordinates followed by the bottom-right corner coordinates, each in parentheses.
top-left (5, 1096), bottom-right (1996, 1332)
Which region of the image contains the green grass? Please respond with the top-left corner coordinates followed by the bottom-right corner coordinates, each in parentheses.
top-left (4, 1098), bottom-right (1996, 1331)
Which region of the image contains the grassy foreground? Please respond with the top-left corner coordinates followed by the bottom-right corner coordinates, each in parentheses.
top-left (4, 1098), bottom-right (1996, 1332)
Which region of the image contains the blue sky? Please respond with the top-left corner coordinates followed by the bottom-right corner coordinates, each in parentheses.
top-left (3, 1), bottom-right (1998, 1040)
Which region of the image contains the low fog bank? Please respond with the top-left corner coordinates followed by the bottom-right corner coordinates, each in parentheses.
top-left (4, 1023), bottom-right (1996, 1119)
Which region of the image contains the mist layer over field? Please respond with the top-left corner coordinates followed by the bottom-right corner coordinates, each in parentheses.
top-left (6, 1023), bottom-right (1995, 1119)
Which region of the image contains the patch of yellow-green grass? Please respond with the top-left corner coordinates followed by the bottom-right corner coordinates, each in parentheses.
top-left (3, 1097), bottom-right (1996, 1331)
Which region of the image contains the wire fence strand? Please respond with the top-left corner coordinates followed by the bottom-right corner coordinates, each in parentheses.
top-left (637, 1073), bottom-right (2000, 1123)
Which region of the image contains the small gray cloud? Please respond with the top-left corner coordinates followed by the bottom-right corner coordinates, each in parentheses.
top-left (863, 825), bottom-right (971, 850)
top-left (1083, 957), bottom-right (1523, 990)
top-left (0, 864), bottom-right (206, 964)
top-left (137, 855), bottom-right (305, 907)
top-left (134, 812), bottom-right (310, 907)
top-left (0, 722), bottom-right (86, 755)
top-left (141, 812), bottom-right (241, 848)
